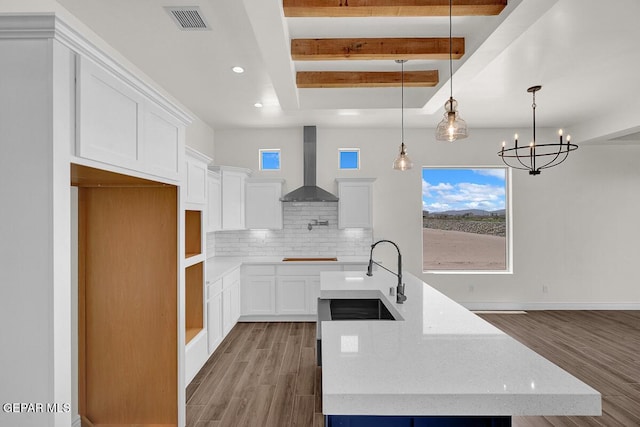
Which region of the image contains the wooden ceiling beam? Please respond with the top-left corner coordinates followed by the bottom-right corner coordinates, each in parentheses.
top-left (292, 37), bottom-right (464, 60)
top-left (283, 0), bottom-right (507, 17)
top-left (297, 70), bottom-right (439, 88)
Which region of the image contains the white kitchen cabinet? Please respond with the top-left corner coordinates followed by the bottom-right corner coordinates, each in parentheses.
top-left (76, 55), bottom-right (184, 181)
top-left (276, 277), bottom-right (309, 315)
top-left (207, 171), bottom-right (222, 232)
top-left (222, 267), bottom-right (241, 335)
top-left (143, 102), bottom-right (182, 179)
top-left (246, 179), bottom-right (284, 229)
top-left (210, 166), bottom-right (251, 230)
top-left (206, 279), bottom-right (223, 354)
top-left (307, 277), bottom-right (321, 315)
top-left (336, 178), bottom-right (375, 229)
top-left (185, 147), bottom-right (211, 206)
top-left (231, 279), bottom-right (241, 324)
top-left (241, 263), bottom-right (368, 320)
top-left (242, 276), bottom-right (277, 316)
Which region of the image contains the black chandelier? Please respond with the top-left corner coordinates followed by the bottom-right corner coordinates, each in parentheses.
top-left (498, 85), bottom-right (578, 175)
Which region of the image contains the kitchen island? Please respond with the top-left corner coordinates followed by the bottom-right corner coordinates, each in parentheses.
top-left (319, 270), bottom-right (601, 426)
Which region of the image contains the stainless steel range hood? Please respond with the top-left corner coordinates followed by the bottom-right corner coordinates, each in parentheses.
top-left (280, 126), bottom-right (338, 202)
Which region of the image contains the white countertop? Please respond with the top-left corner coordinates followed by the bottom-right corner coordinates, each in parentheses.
top-left (320, 270), bottom-right (601, 417)
top-left (206, 256), bottom-right (369, 282)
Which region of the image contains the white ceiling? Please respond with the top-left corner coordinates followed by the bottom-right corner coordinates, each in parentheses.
top-left (51, 0), bottom-right (640, 142)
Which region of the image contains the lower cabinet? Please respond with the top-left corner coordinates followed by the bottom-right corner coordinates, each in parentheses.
top-left (222, 267), bottom-right (241, 336)
top-left (241, 263), bottom-right (367, 319)
top-left (206, 280), bottom-right (223, 354)
top-left (242, 275), bottom-right (276, 315)
top-left (276, 277), bottom-right (309, 315)
top-left (206, 266), bottom-right (241, 355)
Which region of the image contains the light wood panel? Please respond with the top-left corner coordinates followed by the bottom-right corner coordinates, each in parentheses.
top-left (297, 70), bottom-right (438, 87)
top-left (79, 185), bottom-right (178, 425)
top-left (186, 262), bottom-right (204, 344)
top-left (283, 0), bottom-right (508, 17)
top-left (71, 163), bottom-right (166, 187)
top-left (291, 37), bottom-right (464, 60)
top-left (185, 210), bottom-right (202, 258)
top-left (186, 312), bottom-right (640, 427)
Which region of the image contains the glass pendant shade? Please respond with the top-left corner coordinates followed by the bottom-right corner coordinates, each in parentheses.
top-left (436, 97), bottom-right (468, 142)
top-left (393, 142), bottom-right (413, 171)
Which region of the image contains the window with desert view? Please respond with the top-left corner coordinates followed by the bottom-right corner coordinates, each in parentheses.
top-left (422, 167), bottom-right (509, 272)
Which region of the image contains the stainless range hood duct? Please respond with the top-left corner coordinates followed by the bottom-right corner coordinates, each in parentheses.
top-left (280, 126), bottom-right (338, 202)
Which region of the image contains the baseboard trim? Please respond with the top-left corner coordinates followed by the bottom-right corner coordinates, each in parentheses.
top-left (462, 302), bottom-right (640, 311)
top-left (72, 414), bottom-right (82, 427)
top-left (239, 315), bottom-right (317, 322)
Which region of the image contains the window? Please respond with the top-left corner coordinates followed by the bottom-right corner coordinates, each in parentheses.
top-left (339, 149), bottom-right (360, 170)
top-left (259, 149), bottom-right (281, 171)
top-left (422, 167), bottom-right (510, 272)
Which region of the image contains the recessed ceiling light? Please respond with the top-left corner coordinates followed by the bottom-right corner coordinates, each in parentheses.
top-left (254, 102), bottom-right (263, 108)
top-left (232, 66), bottom-right (244, 74)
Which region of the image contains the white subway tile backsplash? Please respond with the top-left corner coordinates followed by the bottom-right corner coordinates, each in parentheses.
top-left (211, 202), bottom-right (372, 257)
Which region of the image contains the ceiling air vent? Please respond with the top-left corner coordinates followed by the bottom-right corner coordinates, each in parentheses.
top-left (165, 6), bottom-right (210, 31)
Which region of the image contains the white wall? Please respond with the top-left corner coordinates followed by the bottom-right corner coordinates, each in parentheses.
top-left (215, 127), bottom-right (640, 309)
top-left (186, 117), bottom-right (215, 159)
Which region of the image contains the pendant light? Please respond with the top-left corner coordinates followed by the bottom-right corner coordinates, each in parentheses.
top-left (498, 85), bottom-right (578, 175)
top-left (435, 0), bottom-right (468, 142)
top-left (393, 59), bottom-right (413, 171)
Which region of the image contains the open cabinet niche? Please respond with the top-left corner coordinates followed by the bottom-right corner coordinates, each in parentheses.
top-left (72, 164), bottom-right (178, 426)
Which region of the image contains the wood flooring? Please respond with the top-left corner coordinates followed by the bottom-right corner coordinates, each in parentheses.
top-left (186, 311), bottom-right (640, 427)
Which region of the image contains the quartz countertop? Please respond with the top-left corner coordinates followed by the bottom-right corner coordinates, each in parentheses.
top-left (320, 270), bottom-right (601, 417)
top-left (206, 256), bottom-right (369, 282)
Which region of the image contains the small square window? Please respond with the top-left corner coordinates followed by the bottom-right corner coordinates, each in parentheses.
top-left (339, 149), bottom-right (360, 170)
top-left (259, 149), bottom-right (281, 171)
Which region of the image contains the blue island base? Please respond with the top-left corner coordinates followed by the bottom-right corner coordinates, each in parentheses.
top-left (326, 415), bottom-right (511, 427)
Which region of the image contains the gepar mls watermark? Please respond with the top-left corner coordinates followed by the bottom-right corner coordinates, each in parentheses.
top-left (3, 402), bottom-right (71, 413)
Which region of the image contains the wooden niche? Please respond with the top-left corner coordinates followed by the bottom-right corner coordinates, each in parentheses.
top-left (73, 164), bottom-right (178, 426)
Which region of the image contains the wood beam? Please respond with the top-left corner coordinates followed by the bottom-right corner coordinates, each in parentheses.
top-left (296, 70), bottom-right (439, 88)
top-left (283, 0), bottom-right (507, 17)
top-left (291, 37), bottom-right (464, 60)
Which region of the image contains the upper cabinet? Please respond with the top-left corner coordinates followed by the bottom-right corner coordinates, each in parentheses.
top-left (210, 166), bottom-right (251, 231)
top-left (207, 171), bottom-right (222, 233)
top-left (184, 147), bottom-right (211, 206)
top-left (76, 56), bottom-right (185, 181)
top-left (246, 179), bottom-right (285, 230)
top-left (336, 178), bottom-right (375, 229)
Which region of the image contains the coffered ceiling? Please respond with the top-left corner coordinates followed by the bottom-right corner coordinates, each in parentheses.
top-left (39, 0), bottom-right (640, 142)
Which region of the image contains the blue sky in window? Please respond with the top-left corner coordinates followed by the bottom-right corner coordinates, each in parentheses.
top-left (422, 168), bottom-right (506, 212)
top-left (261, 151), bottom-right (280, 170)
top-left (339, 151), bottom-right (359, 169)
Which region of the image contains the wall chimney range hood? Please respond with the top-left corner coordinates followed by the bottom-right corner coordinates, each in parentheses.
top-left (281, 126), bottom-right (338, 203)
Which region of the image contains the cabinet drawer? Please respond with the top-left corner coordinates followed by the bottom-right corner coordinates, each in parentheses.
top-left (223, 267), bottom-right (241, 289)
top-left (277, 265), bottom-right (341, 276)
top-left (207, 279), bottom-right (222, 299)
top-left (243, 265), bottom-right (276, 276)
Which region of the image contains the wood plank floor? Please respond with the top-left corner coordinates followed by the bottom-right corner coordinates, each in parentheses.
top-left (186, 311), bottom-right (640, 427)
top-left (478, 311), bottom-right (640, 427)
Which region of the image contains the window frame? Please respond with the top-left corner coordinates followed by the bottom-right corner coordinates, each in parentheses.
top-left (338, 148), bottom-right (360, 170)
top-left (421, 166), bottom-right (513, 275)
top-left (258, 148), bottom-right (281, 171)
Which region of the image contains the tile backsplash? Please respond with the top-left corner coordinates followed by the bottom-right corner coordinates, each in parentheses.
top-left (212, 202), bottom-right (372, 257)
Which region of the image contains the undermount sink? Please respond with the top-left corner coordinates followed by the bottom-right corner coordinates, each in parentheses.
top-left (316, 298), bottom-right (395, 366)
top-left (317, 298), bottom-right (396, 322)
top-left (329, 298), bottom-right (396, 320)
top-left (282, 257), bottom-right (338, 262)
